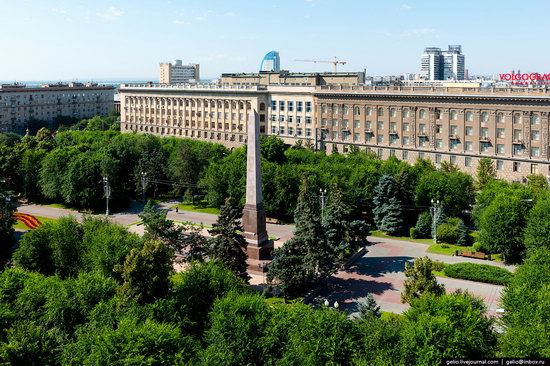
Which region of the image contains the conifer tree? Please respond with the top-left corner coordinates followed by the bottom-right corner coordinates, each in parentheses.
top-left (373, 174), bottom-right (404, 235)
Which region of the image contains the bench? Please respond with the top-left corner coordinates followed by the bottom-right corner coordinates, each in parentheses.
top-left (456, 250), bottom-right (490, 260)
top-left (266, 217), bottom-right (280, 225)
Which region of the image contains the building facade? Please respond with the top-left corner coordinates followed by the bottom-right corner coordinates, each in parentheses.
top-left (421, 45), bottom-right (465, 81)
top-left (221, 71), bottom-right (365, 87)
top-left (260, 51), bottom-right (281, 72)
top-left (0, 83), bottom-right (115, 133)
top-left (120, 83), bottom-right (550, 182)
top-left (159, 60), bottom-right (200, 84)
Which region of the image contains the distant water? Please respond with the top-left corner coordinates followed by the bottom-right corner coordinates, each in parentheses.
top-left (0, 80), bottom-right (157, 89)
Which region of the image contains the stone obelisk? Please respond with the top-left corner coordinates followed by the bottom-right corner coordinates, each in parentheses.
top-left (242, 109), bottom-right (273, 261)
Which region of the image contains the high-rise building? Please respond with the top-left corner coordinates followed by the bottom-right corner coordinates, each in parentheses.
top-left (159, 60), bottom-right (200, 84)
top-left (420, 47), bottom-right (442, 81)
top-left (259, 51), bottom-right (280, 72)
top-left (421, 45), bottom-right (465, 81)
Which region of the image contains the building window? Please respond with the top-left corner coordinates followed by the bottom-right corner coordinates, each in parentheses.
top-left (390, 108), bottom-right (397, 118)
top-left (497, 144), bottom-right (505, 154)
top-left (279, 115), bottom-right (285, 122)
top-left (354, 106), bottom-right (360, 116)
top-left (531, 114), bottom-right (540, 125)
top-left (354, 120), bottom-right (360, 129)
top-left (321, 119), bottom-right (327, 127)
top-left (390, 135), bottom-right (398, 145)
top-left (296, 116), bottom-right (302, 124)
top-left (531, 164), bottom-right (539, 174)
top-left (279, 126), bottom-right (285, 135)
top-left (450, 155), bottom-right (457, 165)
top-left (419, 124), bottom-right (426, 134)
top-left (450, 139), bottom-right (460, 150)
top-left (403, 123), bottom-right (410, 132)
top-left (465, 157), bottom-right (472, 167)
top-left (288, 127), bottom-right (294, 135)
top-left (402, 150), bottom-right (409, 160)
top-left (531, 147), bottom-right (541, 157)
top-left (436, 124), bottom-right (442, 134)
top-left (332, 131), bottom-right (339, 140)
top-left (305, 128), bottom-right (311, 137)
top-left (377, 135), bottom-right (384, 143)
top-left (466, 111), bottom-right (473, 121)
top-left (403, 109), bottom-right (410, 118)
top-left (354, 132), bottom-right (360, 141)
top-left (377, 148), bottom-right (383, 158)
top-left (481, 127), bottom-right (489, 138)
top-left (513, 144), bottom-right (525, 156)
top-left (271, 126), bottom-right (277, 134)
top-left (279, 101), bottom-right (285, 111)
top-left (343, 120), bottom-right (349, 128)
top-left (465, 141), bottom-right (473, 151)
top-left (288, 116), bottom-right (293, 123)
top-left (497, 112), bottom-right (504, 123)
top-left (366, 107), bottom-right (372, 116)
top-left (344, 106), bottom-right (349, 115)
top-left (418, 152), bottom-right (425, 160)
top-left (496, 160), bottom-right (504, 171)
top-left (481, 112), bottom-right (489, 122)
top-left (513, 162), bottom-right (520, 172)
top-left (390, 149), bottom-right (396, 157)
top-left (297, 101), bottom-right (303, 112)
top-left (365, 133), bottom-right (373, 142)
top-left (532, 130), bottom-right (540, 141)
top-left (378, 107), bottom-right (384, 116)
top-left (481, 143), bottom-right (490, 153)
top-left (435, 154), bottom-right (442, 164)
top-left (436, 139), bottom-right (443, 149)
top-left (497, 128), bottom-right (505, 138)
top-left (451, 110), bottom-right (458, 120)
top-left (332, 120), bottom-right (339, 127)
top-left (419, 109), bottom-right (426, 119)
top-left (513, 129), bottom-right (523, 141)
top-left (365, 121), bottom-right (372, 130)
top-left (305, 116), bottom-right (312, 124)
top-left (271, 100), bottom-right (276, 110)
top-left (377, 121), bottom-right (384, 130)
top-left (513, 113), bottom-right (522, 124)
top-left (321, 104), bottom-right (326, 114)
top-left (465, 126), bottom-right (473, 136)
top-left (296, 128), bottom-right (303, 136)
top-left (305, 102), bottom-right (312, 112)
top-left (288, 101), bottom-right (294, 112)
top-left (403, 136), bottom-right (410, 145)
top-left (450, 125), bottom-right (458, 136)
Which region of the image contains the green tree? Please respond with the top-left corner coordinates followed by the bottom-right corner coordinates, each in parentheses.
top-left (476, 157), bottom-right (496, 189)
top-left (373, 174), bottom-right (404, 235)
top-left (116, 240), bottom-right (172, 304)
top-left (20, 149), bottom-right (47, 200)
top-left (357, 293), bottom-right (381, 319)
top-left (527, 173), bottom-right (549, 196)
top-left (414, 211), bottom-right (432, 239)
top-left (208, 198), bottom-right (249, 281)
top-left (456, 220), bottom-right (471, 246)
top-left (260, 135), bottom-right (287, 163)
top-left (61, 151), bottom-right (104, 208)
top-left (524, 194), bottom-right (550, 253)
top-left (401, 257), bottom-right (445, 304)
top-left (38, 147), bottom-right (73, 200)
top-left (415, 170), bottom-right (474, 217)
top-left (0, 185), bottom-right (16, 262)
top-left (401, 291), bottom-right (497, 365)
top-left (500, 249), bottom-right (550, 357)
top-left (478, 194), bottom-right (529, 263)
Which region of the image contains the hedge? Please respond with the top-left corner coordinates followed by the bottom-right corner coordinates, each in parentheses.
top-left (443, 262), bottom-right (513, 286)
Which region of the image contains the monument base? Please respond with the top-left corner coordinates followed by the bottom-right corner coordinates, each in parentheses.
top-left (246, 238), bottom-right (274, 260)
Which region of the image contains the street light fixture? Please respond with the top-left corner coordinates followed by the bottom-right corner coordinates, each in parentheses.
top-left (140, 171), bottom-right (148, 202)
top-left (103, 176), bottom-right (111, 216)
top-left (430, 199), bottom-right (441, 244)
top-left (319, 188), bottom-right (327, 218)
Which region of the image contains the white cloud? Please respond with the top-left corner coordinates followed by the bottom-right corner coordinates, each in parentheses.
top-left (97, 6), bottom-right (125, 21)
top-left (172, 19), bottom-right (186, 25)
top-left (401, 4), bottom-right (412, 10)
top-left (51, 7), bottom-right (67, 14)
top-left (402, 28), bottom-right (436, 37)
top-left (195, 16), bottom-right (204, 21)
top-left (222, 11), bottom-right (236, 17)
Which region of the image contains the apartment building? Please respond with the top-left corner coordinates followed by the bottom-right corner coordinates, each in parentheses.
top-left (220, 71), bottom-right (365, 87)
top-left (120, 83), bottom-right (550, 182)
top-left (0, 83), bottom-right (115, 133)
top-left (159, 60), bottom-right (200, 84)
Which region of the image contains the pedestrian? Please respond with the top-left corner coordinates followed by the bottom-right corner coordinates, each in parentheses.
top-left (175, 207), bottom-right (179, 214)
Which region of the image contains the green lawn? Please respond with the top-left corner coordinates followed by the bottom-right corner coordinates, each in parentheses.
top-left (173, 202), bottom-right (220, 215)
top-left (370, 230), bottom-right (433, 245)
top-left (427, 243), bottom-right (467, 256)
top-left (381, 311), bottom-right (403, 321)
top-left (13, 215), bottom-right (57, 230)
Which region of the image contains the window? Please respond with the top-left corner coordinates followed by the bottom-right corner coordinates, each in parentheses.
top-left (513, 144), bottom-right (524, 156)
top-left (451, 110), bottom-right (458, 120)
top-left (513, 129), bottom-right (523, 140)
top-left (481, 127), bottom-right (489, 138)
top-left (436, 124), bottom-right (442, 133)
top-left (390, 108), bottom-right (397, 118)
top-left (532, 130), bottom-right (540, 141)
top-left (354, 133), bottom-right (360, 141)
top-left (418, 152), bottom-right (425, 160)
top-left (279, 101), bottom-right (285, 111)
top-left (513, 162), bottom-right (520, 172)
top-left (402, 150), bottom-right (409, 160)
top-left (279, 115), bottom-right (285, 122)
top-left (531, 114), bottom-right (540, 125)
top-left (497, 112), bottom-right (504, 123)
top-left (531, 147), bottom-right (541, 157)
top-left (390, 122), bottom-right (397, 132)
top-left (466, 111), bottom-right (473, 121)
top-left (435, 154), bottom-right (442, 164)
top-left (450, 155), bottom-right (457, 165)
top-left (296, 128), bottom-right (302, 136)
top-left (419, 109), bottom-right (426, 119)
top-left (497, 144), bottom-right (505, 154)
top-left (333, 104), bottom-right (338, 114)
top-left (332, 131), bottom-right (339, 140)
top-left (465, 141), bottom-right (473, 151)
top-left (419, 124), bottom-right (426, 134)
top-left (271, 126), bottom-right (277, 134)
top-left (365, 121), bottom-right (372, 130)
top-left (403, 136), bottom-right (410, 145)
top-left (531, 164), bottom-right (539, 174)
top-left (497, 128), bottom-right (505, 138)
top-left (465, 126), bottom-right (473, 136)
top-left (481, 143), bottom-right (489, 153)
top-left (465, 157), bottom-right (472, 167)
top-left (390, 135), bottom-right (398, 145)
top-left (403, 123), bottom-right (410, 132)
top-left (288, 101), bottom-right (294, 112)
top-left (321, 119), bottom-right (327, 127)
top-left (332, 120), bottom-right (339, 127)
top-left (366, 107), bottom-right (372, 116)
top-left (288, 127), bottom-right (294, 135)
top-left (513, 113), bottom-right (522, 124)
top-left (390, 149), bottom-right (396, 157)
top-left (271, 100), bottom-right (277, 111)
top-left (481, 112), bottom-right (489, 122)
top-left (354, 106), bottom-right (360, 116)
top-left (305, 116), bottom-right (312, 124)
top-left (403, 109), bottom-right (410, 118)
top-left (450, 139), bottom-right (460, 150)
top-left (354, 120), bottom-right (360, 128)
top-left (279, 126), bottom-right (285, 135)
top-left (377, 135), bottom-right (384, 143)
top-left (496, 160), bottom-right (504, 171)
top-left (305, 102), bottom-right (312, 113)
top-left (436, 139), bottom-right (443, 148)
top-left (365, 132), bottom-right (373, 142)
top-left (343, 120), bottom-right (349, 128)
top-left (450, 125), bottom-right (458, 136)
top-left (378, 107), bottom-right (384, 116)
top-left (377, 121), bottom-right (384, 130)
top-left (321, 104), bottom-right (326, 114)
top-left (297, 116), bottom-right (302, 124)
top-left (377, 148), bottom-right (383, 158)
top-left (305, 128), bottom-right (311, 137)
top-left (344, 106), bottom-right (349, 115)
top-left (297, 101), bottom-right (303, 112)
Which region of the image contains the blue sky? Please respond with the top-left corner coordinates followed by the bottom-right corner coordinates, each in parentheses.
top-left (1, 0), bottom-right (549, 81)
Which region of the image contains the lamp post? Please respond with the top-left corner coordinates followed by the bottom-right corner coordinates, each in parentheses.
top-left (319, 188), bottom-right (327, 218)
top-left (430, 199), bottom-right (441, 244)
top-left (140, 171), bottom-right (147, 202)
top-left (103, 177), bottom-right (111, 216)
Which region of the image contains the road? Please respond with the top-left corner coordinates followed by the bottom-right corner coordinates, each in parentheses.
top-left (317, 236), bottom-right (512, 316)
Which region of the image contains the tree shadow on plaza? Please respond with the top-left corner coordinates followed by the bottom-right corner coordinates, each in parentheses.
top-left (346, 255), bottom-right (414, 278)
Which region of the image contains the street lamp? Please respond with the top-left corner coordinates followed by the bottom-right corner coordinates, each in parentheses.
top-left (103, 176), bottom-right (111, 216)
top-left (334, 301), bottom-right (339, 310)
top-left (430, 199), bottom-right (441, 244)
top-left (140, 171), bottom-right (147, 202)
top-left (319, 188), bottom-right (327, 218)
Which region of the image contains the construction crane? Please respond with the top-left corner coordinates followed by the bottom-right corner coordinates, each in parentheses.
top-left (294, 56), bottom-right (347, 73)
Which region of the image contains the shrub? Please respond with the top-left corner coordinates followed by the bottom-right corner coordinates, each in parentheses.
top-left (414, 211), bottom-right (431, 239)
top-left (443, 263), bottom-right (513, 285)
top-left (409, 227), bottom-right (416, 239)
top-left (431, 260), bottom-right (446, 272)
top-left (436, 222), bottom-right (458, 244)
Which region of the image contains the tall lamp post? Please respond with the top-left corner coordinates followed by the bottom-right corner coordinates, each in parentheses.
top-left (103, 177), bottom-right (111, 216)
top-left (140, 171), bottom-right (147, 202)
top-left (319, 188), bottom-right (328, 218)
top-left (430, 199), bottom-right (441, 244)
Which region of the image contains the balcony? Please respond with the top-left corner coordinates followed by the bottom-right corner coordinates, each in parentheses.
top-left (389, 129), bottom-right (398, 135)
top-left (365, 128), bottom-right (374, 134)
top-left (479, 136), bottom-right (491, 143)
top-left (512, 139), bottom-right (524, 145)
top-left (418, 131), bottom-right (428, 137)
top-left (449, 134), bottom-right (460, 140)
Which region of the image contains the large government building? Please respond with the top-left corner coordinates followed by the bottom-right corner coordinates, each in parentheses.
top-left (120, 78), bottom-right (550, 182)
top-left (0, 82), bottom-right (115, 133)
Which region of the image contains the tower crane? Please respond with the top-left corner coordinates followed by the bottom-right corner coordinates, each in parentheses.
top-left (294, 56), bottom-right (347, 73)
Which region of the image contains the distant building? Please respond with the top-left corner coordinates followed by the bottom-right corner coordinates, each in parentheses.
top-left (260, 51), bottom-right (280, 72)
top-left (421, 45), bottom-right (465, 81)
top-left (0, 82), bottom-right (114, 133)
top-left (159, 60), bottom-right (200, 84)
top-left (221, 70), bottom-right (365, 87)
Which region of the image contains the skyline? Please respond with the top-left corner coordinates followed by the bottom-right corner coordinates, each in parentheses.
top-left (2, 0), bottom-right (550, 81)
